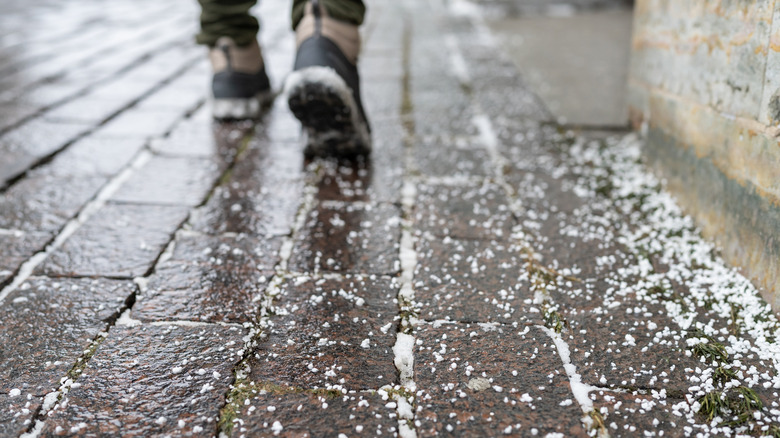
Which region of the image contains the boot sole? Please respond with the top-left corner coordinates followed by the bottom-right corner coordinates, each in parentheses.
top-left (212, 89), bottom-right (275, 120)
top-left (285, 66), bottom-right (371, 158)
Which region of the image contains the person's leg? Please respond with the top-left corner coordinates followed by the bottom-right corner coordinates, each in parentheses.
top-left (197, 0), bottom-right (271, 120)
top-left (291, 0), bottom-right (366, 29)
top-left (197, 0), bottom-right (259, 47)
top-left (285, 0), bottom-right (371, 157)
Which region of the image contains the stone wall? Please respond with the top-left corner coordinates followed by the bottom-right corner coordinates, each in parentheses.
top-left (629, 0), bottom-right (780, 311)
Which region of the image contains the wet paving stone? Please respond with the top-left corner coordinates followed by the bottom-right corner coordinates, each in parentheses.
top-left (413, 136), bottom-right (492, 178)
top-left (231, 389), bottom-right (398, 438)
top-left (0, 393), bottom-right (42, 437)
top-left (134, 233), bottom-right (281, 323)
top-left (110, 156), bottom-right (220, 206)
top-left (44, 136), bottom-right (145, 178)
top-left (41, 324), bottom-right (245, 438)
top-left (289, 203), bottom-right (401, 275)
top-left (414, 323), bottom-right (589, 437)
top-left (150, 116), bottom-right (253, 160)
top-left (560, 306), bottom-right (702, 395)
top-left (0, 231), bottom-right (51, 284)
top-left (37, 203), bottom-right (189, 277)
top-left (188, 146), bottom-right (303, 237)
top-left (0, 119), bottom-right (91, 185)
top-left (248, 276), bottom-right (399, 390)
top-left (415, 236), bottom-right (539, 324)
top-left (414, 182), bottom-right (514, 240)
top-left (0, 278), bottom-right (133, 396)
top-left (0, 173), bottom-right (107, 233)
top-left (96, 108), bottom-right (181, 139)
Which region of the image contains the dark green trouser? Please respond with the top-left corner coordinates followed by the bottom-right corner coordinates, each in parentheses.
top-left (196, 0), bottom-right (366, 47)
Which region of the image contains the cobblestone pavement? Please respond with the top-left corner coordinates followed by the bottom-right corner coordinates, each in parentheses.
top-left (1, 0), bottom-right (780, 437)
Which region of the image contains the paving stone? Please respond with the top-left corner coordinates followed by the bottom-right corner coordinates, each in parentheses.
top-left (110, 156), bottom-right (220, 206)
top-left (43, 97), bottom-right (126, 124)
top-left (188, 147), bottom-right (303, 237)
top-left (0, 231), bottom-right (50, 284)
top-left (41, 324), bottom-right (245, 438)
top-left (45, 136), bottom-right (145, 177)
top-left (248, 276), bottom-right (399, 390)
top-left (0, 393), bottom-right (42, 437)
top-left (413, 136), bottom-right (492, 178)
top-left (363, 79), bottom-right (403, 117)
top-left (0, 174), bottom-right (107, 233)
top-left (0, 120), bottom-right (90, 185)
top-left (96, 108), bottom-right (181, 139)
top-left (588, 390), bottom-right (687, 438)
top-left (289, 203), bottom-right (401, 275)
top-left (255, 99), bottom-right (304, 144)
top-left (231, 390), bottom-right (398, 438)
top-left (315, 126), bottom-right (403, 204)
top-left (150, 116), bottom-right (253, 160)
top-left (37, 203), bottom-right (189, 277)
top-left (559, 300), bottom-right (702, 395)
top-left (414, 182), bottom-right (514, 240)
top-left (415, 236), bottom-right (539, 324)
top-left (0, 277), bottom-right (133, 396)
top-left (415, 323), bottom-right (589, 437)
top-left (134, 233), bottom-right (281, 323)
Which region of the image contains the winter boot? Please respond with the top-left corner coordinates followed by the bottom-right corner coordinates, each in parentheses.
top-left (285, 0), bottom-right (371, 157)
top-left (209, 37), bottom-right (273, 120)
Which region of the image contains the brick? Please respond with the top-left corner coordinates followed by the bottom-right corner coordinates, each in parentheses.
top-left (110, 156), bottom-right (220, 206)
top-left (589, 391), bottom-right (686, 437)
top-left (134, 233), bottom-right (281, 323)
top-left (415, 236), bottom-right (539, 324)
top-left (248, 276), bottom-right (399, 390)
top-left (41, 324), bottom-right (245, 437)
top-left (414, 183), bottom-right (514, 240)
top-left (289, 203), bottom-right (401, 275)
top-left (0, 278), bottom-right (133, 396)
top-left (37, 203), bottom-right (189, 277)
top-left (415, 323), bottom-right (589, 437)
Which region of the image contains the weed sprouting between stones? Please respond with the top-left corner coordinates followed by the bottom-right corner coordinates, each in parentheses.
top-left (218, 380), bottom-right (344, 435)
top-left (588, 410), bottom-right (607, 435)
top-left (696, 386), bottom-right (763, 427)
top-left (687, 328), bottom-right (729, 364)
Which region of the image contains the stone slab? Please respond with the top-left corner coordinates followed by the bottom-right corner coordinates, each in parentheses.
top-left (248, 276), bottom-right (399, 390)
top-left (135, 233), bottom-right (281, 323)
top-left (37, 203), bottom-right (189, 278)
top-left (41, 324), bottom-right (245, 437)
top-left (0, 277), bottom-right (133, 396)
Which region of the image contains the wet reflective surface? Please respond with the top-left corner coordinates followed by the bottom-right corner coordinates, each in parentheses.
top-left (2, 0), bottom-right (780, 436)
